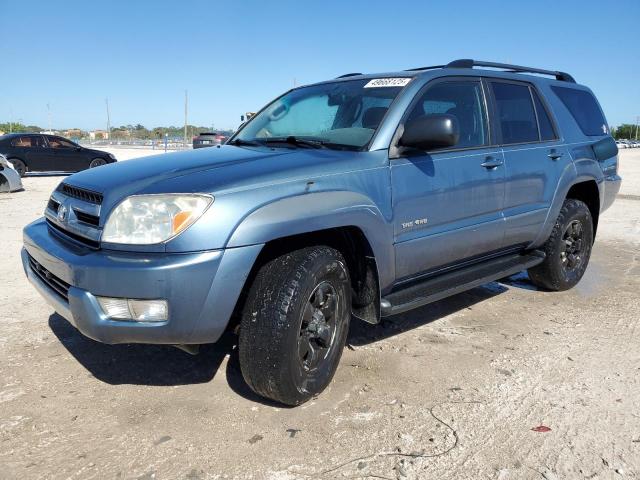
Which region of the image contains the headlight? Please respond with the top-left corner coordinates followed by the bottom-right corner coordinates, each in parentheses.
top-left (102, 194), bottom-right (213, 244)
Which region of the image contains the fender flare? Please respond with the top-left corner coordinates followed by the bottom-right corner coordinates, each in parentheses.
top-left (226, 191), bottom-right (395, 290)
top-left (531, 166), bottom-right (601, 247)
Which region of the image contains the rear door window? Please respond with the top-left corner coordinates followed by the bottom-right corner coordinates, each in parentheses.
top-left (12, 136), bottom-right (34, 147)
top-left (490, 82), bottom-right (539, 144)
top-left (551, 86), bottom-right (608, 136)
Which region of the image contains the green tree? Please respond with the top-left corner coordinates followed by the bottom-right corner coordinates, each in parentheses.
top-left (613, 124), bottom-right (639, 140)
top-left (0, 122), bottom-right (43, 133)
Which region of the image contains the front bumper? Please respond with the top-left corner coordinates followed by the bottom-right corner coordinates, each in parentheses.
top-left (22, 218), bottom-right (262, 345)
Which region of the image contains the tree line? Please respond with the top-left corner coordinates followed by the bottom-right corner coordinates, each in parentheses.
top-left (612, 124), bottom-right (639, 140)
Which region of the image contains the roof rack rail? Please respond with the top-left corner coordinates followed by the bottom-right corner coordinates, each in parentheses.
top-left (445, 59), bottom-right (576, 83)
top-left (405, 64), bottom-right (445, 72)
top-left (336, 72), bottom-right (362, 78)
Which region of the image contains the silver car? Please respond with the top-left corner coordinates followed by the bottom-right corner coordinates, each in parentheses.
top-left (0, 153), bottom-right (23, 192)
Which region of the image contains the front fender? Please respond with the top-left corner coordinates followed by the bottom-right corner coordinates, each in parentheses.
top-left (227, 191), bottom-right (395, 290)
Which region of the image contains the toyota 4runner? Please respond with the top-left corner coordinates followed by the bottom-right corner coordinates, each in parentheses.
top-left (22, 59), bottom-right (621, 405)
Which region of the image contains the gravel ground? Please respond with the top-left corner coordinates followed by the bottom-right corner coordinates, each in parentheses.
top-left (0, 150), bottom-right (638, 480)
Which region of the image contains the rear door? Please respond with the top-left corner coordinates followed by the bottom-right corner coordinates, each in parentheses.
top-left (12, 135), bottom-right (49, 171)
top-left (488, 80), bottom-right (571, 248)
top-left (391, 78), bottom-right (506, 281)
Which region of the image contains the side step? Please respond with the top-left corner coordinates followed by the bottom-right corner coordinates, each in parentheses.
top-left (380, 251), bottom-right (545, 317)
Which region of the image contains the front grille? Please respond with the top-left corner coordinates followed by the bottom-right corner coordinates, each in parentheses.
top-left (74, 209), bottom-right (100, 227)
top-left (47, 219), bottom-right (101, 249)
top-left (47, 198), bottom-right (60, 213)
top-left (28, 254), bottom-right (70, 301)
top-left (58, 183), bottom-right (103, 205)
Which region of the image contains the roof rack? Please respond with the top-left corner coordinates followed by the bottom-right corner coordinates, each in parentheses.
top-left (336, 72), bottom-right (363, 78)
top-left (407, 59), bottom-right (575, 83)
top-left (405, 64), bottom-right (445, 72)
top-left (446, 59), bottom-right (576, 83)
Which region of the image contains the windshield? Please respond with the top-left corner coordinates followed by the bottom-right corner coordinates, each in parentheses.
top-left (233, 78), bottom-right (410, 150)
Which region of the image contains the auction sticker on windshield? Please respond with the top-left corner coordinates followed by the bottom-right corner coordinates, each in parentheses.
top-left (364, 78), bottom-right (412, 88)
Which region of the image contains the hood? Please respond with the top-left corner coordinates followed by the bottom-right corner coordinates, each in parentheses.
top-left (63, 145), bottom-right (374, 210)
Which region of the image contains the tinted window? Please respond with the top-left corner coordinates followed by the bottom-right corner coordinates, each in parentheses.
top-left (48, 137), bottom-right (76, 149)
top-left (407, 81), bottom-right (487, 148)
top-left (551, 86), bottom-right (607, 136)
top-left (12, 136), bottom-right (44, 148)
top-left (532, 91), bottom-right (556, 141)
top-left (491, 82), bottom-right (538, 144)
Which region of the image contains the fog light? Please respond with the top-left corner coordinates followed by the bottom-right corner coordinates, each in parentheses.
top-left (97, 297), bottom-right (168, 322)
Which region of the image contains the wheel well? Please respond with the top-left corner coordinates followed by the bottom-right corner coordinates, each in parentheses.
top-left (566, 180), bottom-right (600, 237)
top-left (229, 227), bottom-right (381, 330)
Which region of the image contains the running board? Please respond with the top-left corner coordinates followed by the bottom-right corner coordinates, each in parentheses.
top-left (380, 251), bottom-right (545, 317)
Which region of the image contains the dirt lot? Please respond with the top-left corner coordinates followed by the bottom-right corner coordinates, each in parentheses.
top-left (1, 150), bottom-right (639, 480)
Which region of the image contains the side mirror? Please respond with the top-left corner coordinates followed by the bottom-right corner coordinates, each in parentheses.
top-left (399, 114), bottom-right (459, 151)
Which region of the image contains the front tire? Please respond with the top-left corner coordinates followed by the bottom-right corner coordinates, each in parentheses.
top-left (89, 158), bottom-right (107, 168)
top-left (239, 246), bottom-right (351, 406)
top-left (528, 199), bottom-right (593, 291)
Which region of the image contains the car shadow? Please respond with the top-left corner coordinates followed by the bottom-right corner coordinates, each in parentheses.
top-left (25, 172), bottom-right (71, 177)
top-left (47, 278), bottom-right (531, 403)
top-left (48, 313), bottom-right (235, 386)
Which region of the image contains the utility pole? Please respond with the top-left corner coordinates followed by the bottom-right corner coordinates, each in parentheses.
top-left (184, 90), bottom-right (188, 147)
top-left (47, 103), bottom-right (52, 133)
top-left (105, 98), bottom-right (111, 139)
top-left (635, 116), bottom-right (639, 140)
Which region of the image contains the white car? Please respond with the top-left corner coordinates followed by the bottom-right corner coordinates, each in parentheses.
top-left (616, 141), bottom-right (628, 149)
top-left (0, 153), bottom-right (23, 192)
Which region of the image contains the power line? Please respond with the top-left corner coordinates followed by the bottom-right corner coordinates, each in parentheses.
top-left (184, 90), bottom-right (188, 147)
top-left (105, 98), bottom-right (111, 139)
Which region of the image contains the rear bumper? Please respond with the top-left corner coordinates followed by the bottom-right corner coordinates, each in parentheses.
top-left (602, 174), bottom-right (621, 212)
top-left (22, 218), bottom-right (262, 345)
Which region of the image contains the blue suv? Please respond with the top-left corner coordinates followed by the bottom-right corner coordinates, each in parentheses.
top-left (22, 59), bottom-right (621, 405)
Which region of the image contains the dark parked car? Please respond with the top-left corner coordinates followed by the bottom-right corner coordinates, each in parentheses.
top-left (0, 133), bottom-right (116, 177)
top-left (192, 132), bottom-right (227, 149)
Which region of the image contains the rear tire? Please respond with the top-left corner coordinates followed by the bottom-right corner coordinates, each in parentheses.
top-left (9, 158), bottom-right (26, 177)
top-left (239, 246), bottom-right (351, 406)
top-left (89, 158), bottom-right (107, 168)
top-left (528, 199), bottom-right (593, 291)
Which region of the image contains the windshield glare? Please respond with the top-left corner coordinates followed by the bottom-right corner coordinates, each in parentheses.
top-left (234, 79), bottom-right (407, 149)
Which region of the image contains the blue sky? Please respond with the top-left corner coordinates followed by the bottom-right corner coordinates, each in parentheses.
top-left (1, 0), bottom-right (638, 130)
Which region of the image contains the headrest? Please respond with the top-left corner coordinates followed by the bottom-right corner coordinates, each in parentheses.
top-left (362, 107), bottom-right (388, 129)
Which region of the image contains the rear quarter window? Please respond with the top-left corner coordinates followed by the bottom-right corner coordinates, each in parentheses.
top-left (551, 86), bottom-right (608, 136)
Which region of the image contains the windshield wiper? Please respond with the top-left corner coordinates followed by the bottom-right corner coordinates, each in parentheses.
top-left (261, 136), bottom-right (326, 149)
top-left (228, 138), bottom-right (264, 147)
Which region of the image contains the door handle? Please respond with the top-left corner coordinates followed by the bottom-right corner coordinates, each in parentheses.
top-left (548, 150), bottom-right (563, 160)
top-left (481, 157), bottom-right (504, 169)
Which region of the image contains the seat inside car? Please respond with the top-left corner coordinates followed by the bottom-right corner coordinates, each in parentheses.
top-left (361, 106), bottom-right (388, 129)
